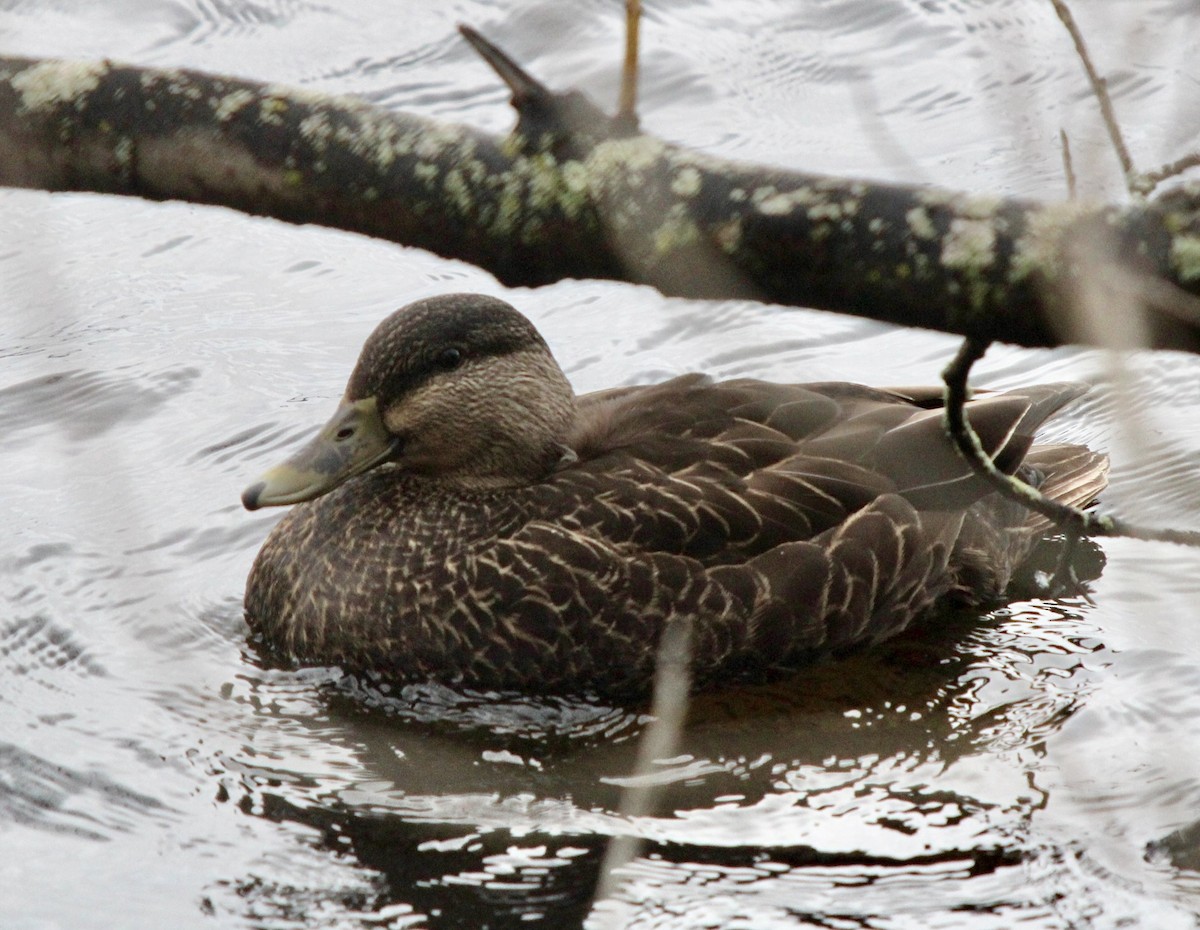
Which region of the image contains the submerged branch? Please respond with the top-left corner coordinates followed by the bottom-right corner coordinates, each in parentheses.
top-left (2, 35), bottom-right (1200, 351)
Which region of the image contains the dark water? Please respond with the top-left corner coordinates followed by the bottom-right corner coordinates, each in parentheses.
top-left (3, 1), bottom-right (1200, 927)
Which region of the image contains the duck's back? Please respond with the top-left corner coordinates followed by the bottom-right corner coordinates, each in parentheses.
top-left (245, 376), bottom-right (1106, 696)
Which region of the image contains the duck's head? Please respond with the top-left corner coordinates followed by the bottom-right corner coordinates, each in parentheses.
top-left (241, 294), bottom-right (576, 510)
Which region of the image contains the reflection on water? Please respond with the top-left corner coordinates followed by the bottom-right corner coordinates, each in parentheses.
top-left (2, 0), bottom-right (1200, 927)
top-left (203, 590), bottom-right (1112, 926)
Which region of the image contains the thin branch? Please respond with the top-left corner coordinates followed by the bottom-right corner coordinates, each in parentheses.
top-left (941, 337), bottom-right (1110, 534)
top-left (591, 616), bottom-right (693, 925)
top-left (1060, 129), bottom-right (1077, 200)
top-left (1050, 1), bottom-right (1200, 197)
top-left (617, 0), bottom-right (642, 131)
top-left (1142, 152), bottom-right (1200, 192)
top-left (1049, 0), bottom-right (1137, 191)
top-left (941, 338), bottom-right (1200, 547)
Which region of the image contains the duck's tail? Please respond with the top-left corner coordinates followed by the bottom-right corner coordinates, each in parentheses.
top-left (1021, 442), bottom-right (1110, 533)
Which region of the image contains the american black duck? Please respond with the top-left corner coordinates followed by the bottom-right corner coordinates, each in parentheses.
top-left (242, 293), bottom-right (1107, 697)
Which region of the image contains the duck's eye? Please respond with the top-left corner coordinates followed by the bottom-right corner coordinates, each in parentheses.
top-left (435, 347), bottom-right (463, 371)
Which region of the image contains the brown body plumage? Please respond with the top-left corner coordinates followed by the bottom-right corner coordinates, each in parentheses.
top-left (242, 294), bottom-right (1107, 697)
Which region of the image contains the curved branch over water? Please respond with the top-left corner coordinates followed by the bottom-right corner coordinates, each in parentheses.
top-left (941, 336), bottom-right (1200, 548)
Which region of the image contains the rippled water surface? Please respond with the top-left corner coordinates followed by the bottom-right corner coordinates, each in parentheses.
top-left (3, 1), bottom-right (1200, 927)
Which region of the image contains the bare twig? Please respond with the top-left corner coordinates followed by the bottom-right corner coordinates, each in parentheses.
top-left (590, 616), bottom-right (693, 926)
top-left (941, 338), bottom-right (1200, 547)
top-left (617, 0), bottom-right (642, 131)
top-left (1049, 0), bottom-right (1137, 192)
top-left (1060, 129), bottom-right (1077, 200)
top-left (1050, 4), bottom-right (1200, 197)
top-left (1142, 153), bottom-right (1200, 192)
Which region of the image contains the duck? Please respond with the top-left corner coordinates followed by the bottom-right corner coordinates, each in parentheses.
top-left (241, 293), bottom-right (1108, 698)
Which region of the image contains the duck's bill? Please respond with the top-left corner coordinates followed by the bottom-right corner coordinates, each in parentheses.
top-left (241, 397), bottom-right (399, 510)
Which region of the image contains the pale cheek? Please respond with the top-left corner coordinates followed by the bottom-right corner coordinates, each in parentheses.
top-left (383, 381), bottom-right (481, 461)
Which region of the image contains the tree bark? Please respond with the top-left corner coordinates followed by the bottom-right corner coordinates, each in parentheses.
top-left (2, 53), bottom-right (1199, 351)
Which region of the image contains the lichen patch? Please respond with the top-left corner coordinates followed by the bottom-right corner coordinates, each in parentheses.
top-left (714, 217), bottom-right (743, 254)
top-left (1010, 201), bottom-right (1097, 284)
top-left (906, 207), bottom-right (936, 241)
top-left (214, 88), bottom-right (256, 122)
top-left (652, 203), bottom-right (700, 254)
top-left (264, 82), bottom-right (343, 111)
top-left (753, 185), bottom-right (819, 216)
top-left (414, 121), bottom-right (473, 162)
top-left (299, 112), bottom-right (332, 150)
top-left (336, 117), bottom-right (418, 168)
top-left (670, 166), bottom-right (702, 198)
top-left (942, 217), bottom-right (997, 270)
top-left (259, 96), bottom-right (287, 126)
top-left (1170, 233), bottom-right (1200, 283)
top-left (586, 135), bottom-right (668, 177)
top-left (12, 60), bottom-right (108, 112)
top-left (114, 136), bottom-right (134, 172)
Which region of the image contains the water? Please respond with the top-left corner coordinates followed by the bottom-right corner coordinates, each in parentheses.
top-left (2, 1), bottom-right (1200, 927)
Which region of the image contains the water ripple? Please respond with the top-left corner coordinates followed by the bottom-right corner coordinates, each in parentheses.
top-left (2, 2), bottom-right (1199, 927)
top-left (0, 742), bottom-right (167, 841)
top-left (0, 366), bottom-right (200, 443)
top-left (0, 614), bottom-right (108, 680)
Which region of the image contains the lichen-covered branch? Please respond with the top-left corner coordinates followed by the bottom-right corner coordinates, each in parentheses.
top-left (2, 47), bottom-right (1200, 352)
top-left (0, 55), bottom-right (620, 285)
